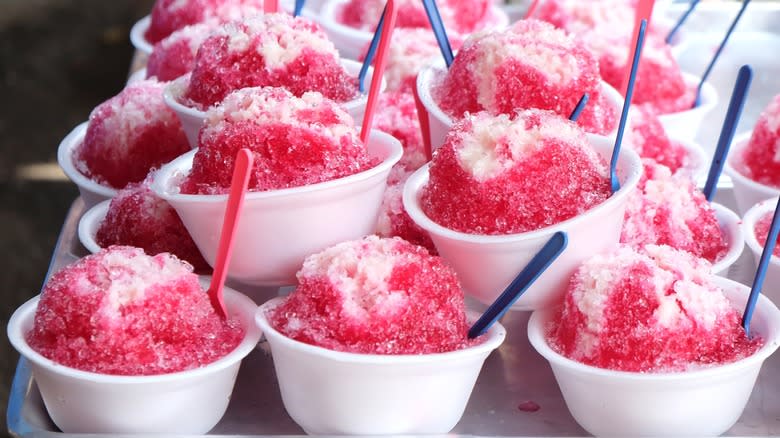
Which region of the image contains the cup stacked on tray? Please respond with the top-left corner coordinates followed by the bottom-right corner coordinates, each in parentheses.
top-left (8, 0), bottom-right (780, 436)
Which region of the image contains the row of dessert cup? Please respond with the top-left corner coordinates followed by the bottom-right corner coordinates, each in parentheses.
top-left (63, 131), bottom-right (764, 437)
top-left (45, 13), bottom-right (772, 437)
top-left (10, 254), bottom-right (780, 436)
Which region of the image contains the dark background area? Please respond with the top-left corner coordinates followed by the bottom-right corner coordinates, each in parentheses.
top-left (1, 1), bottom-right (154, 434)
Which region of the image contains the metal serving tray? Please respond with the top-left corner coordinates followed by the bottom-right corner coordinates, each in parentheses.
top-left (8, 1), bottom-right (780, 436)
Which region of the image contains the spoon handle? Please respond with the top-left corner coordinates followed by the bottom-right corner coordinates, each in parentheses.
top-left (468, 232), bottom-right (568, 339)
top-left (208, 149), bottom-right (254, 318)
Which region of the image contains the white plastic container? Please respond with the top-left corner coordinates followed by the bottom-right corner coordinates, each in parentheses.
top-left (151, 130), bottom-right (402, 286)
top-left (741, 197), bottom-right (780, 305)
top-left (56, 122), bottom-right (117, 209)
top-left (415, 62), bottom-right (625, 154)
top-left (528, 276), bottom-right (780, 437)
top-left (130, 15), bottom-right (153, 56)
top-left (403, 136), bottom-right (643, 311)
top-left (724, 131), bottom-right (780, 215)
top-left (77, 199), bottom-right (108, 254)
top-left (164, 59), bottom-right (379, 148)
top-left (656, 72), bottom-right (719, 143)
top-left (7, 285), bottom-right (262, 435)
top-left (317, 0), bottom-right (509, 60)
top-left (255, 298), bottom-right (506, 435)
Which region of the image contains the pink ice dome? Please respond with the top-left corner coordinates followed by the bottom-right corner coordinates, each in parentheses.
top-left (182, 13), bottom-right (357, 110)
top-left (26, 246), bottom-right (243, 375)
top-left (621, 161), bottom-right (727, 263)
top-left (340, 0), bottom-right (493, 35)
top-left (586, 31), bottom-right (694, 114)
top-left (434, 19), bottom-right (617, 135)
top-left (360, 28), bottom-right (464, 92)
top-left (741, 94), bottom-right (780, 188)
top-left (144, 0), bottom-right (264, 44)
top-left (754, 212), bottom-right (780, 258)
top-left (147, 22), bottom-right (217, 82)
top-left (182, 86), bottom-right (373, 194)
top-left (422, 109), bottom-right (611, 235)
top-left (629, 104), bottom-right (690, 173)
top-left (269, 235), bottom-right (472, 354)
top-left (549, 244), bottom-right (761, 372)
top-left (96, 177), bottom-right (209, 272)
top-left (74, 79), bottom-right (190, 189)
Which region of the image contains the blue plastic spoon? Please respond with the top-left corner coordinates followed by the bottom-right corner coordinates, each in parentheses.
top-left (665, 0), bottom-right (700, 44)
top-left (294, 0), bottom-right (305, 16)
top-left (568, 94), bottom-right (589, 122)
top-left (610, 19), bottom-right (647, 194)
top-left (358, 5), bottom-right (386, 93)
top-left (742, 196), bottom-right (780, 336)
top-left (422, 0), bottom-right (454, 67)
top-left (702, 65), bottom-right (752, 202)
top-left (468, 232), bottom-right (568, 339)
top-left (693, 0), bottom-right (751, 107)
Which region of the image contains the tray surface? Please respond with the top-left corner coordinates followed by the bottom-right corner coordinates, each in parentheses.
top-left (9, 1), bottom-right (780, 436)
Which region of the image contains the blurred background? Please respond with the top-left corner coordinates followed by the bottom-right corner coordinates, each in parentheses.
top-left (1, 0), bottom-right (153, 435)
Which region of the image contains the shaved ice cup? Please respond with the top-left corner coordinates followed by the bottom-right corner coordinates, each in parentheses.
top-left (164, 59), bottom-right (381, 148)
top-left (255, 298), bottom-right (506, 435)
top-left (712, 202), bottom-right (745, 276)
top-left (151, 130), bottom-right (403, 286)
top-left (57, 122), bottom-right (118, 209)
top-left (403, 136), bottom-right (643, 311)
top-left (78, 199), bottom-right (108, 254)
top-left (528, 276), bottom-right (780, 437)
top-left (741, 197), bottom-right (780, 305)
top-left (416, 62), bottom-right (625, 154)
top-left (318, 0), bottom-right (510, 60)
top-left (6, 284), bottom-right (262, 434)
top-left (724, 131), bottom-right (780, 215)
top-left (657, 72), bottom-right (718, 143)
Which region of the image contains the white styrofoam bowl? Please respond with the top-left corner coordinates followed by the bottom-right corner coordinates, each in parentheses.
top-left (130, 15), bottom-right (153, 55)
top-left (56, 122), bottom-right (118, 209)
top-left (403, 136), bottom-right (643, 311)
top-left (317, 0), bottom-right (509, 60)
top-left (164, 59), bottom-right (379, 148)
top-left (712, 202), bottom-right (745, 276)
top-left (77, 199), bottom-right (108, 254)
top-left (255, 298), bottom-right (506, 435)
top-left (657, 72), bottom-right (718, 143)
top-left (741, 197), bottom-right (780, 305)
top-left (724, 131), bottom-right (780, 216)
top-left (415, 62), bottom-right (625, 154)
top-left (528, 276), bottom-right (780, 437)
top-left (7, 284), bottom-right (262, 434)
top-left (151, 130), bottom-right (402, 286)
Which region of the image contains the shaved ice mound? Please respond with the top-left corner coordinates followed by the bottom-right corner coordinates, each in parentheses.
top-left (96, 177), bottom-right (209, 271)
top-left (182, 13), bottom-right (357, 110)
top-left (26, 246), bottom-right (243, 375)
top-left (434, 19), bottom-right (617, 135)
top-left (549, 244), bottom-right (761, 372)
top-left (74, 79), bottom-right (190, 189)
top-left (182, 86), bottom-right (373, 194)
top-left (269, 235), bottom-right (472, 354)
top-left (421, 109), bottom-right (611, 234)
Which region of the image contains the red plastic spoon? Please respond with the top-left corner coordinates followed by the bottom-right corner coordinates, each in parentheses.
top-left (207, 148), bottom-right (254, 318)
top-left (264, 0), bottom-right (279, 14)
top-left (359, 0), bottom-right (398, 144)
